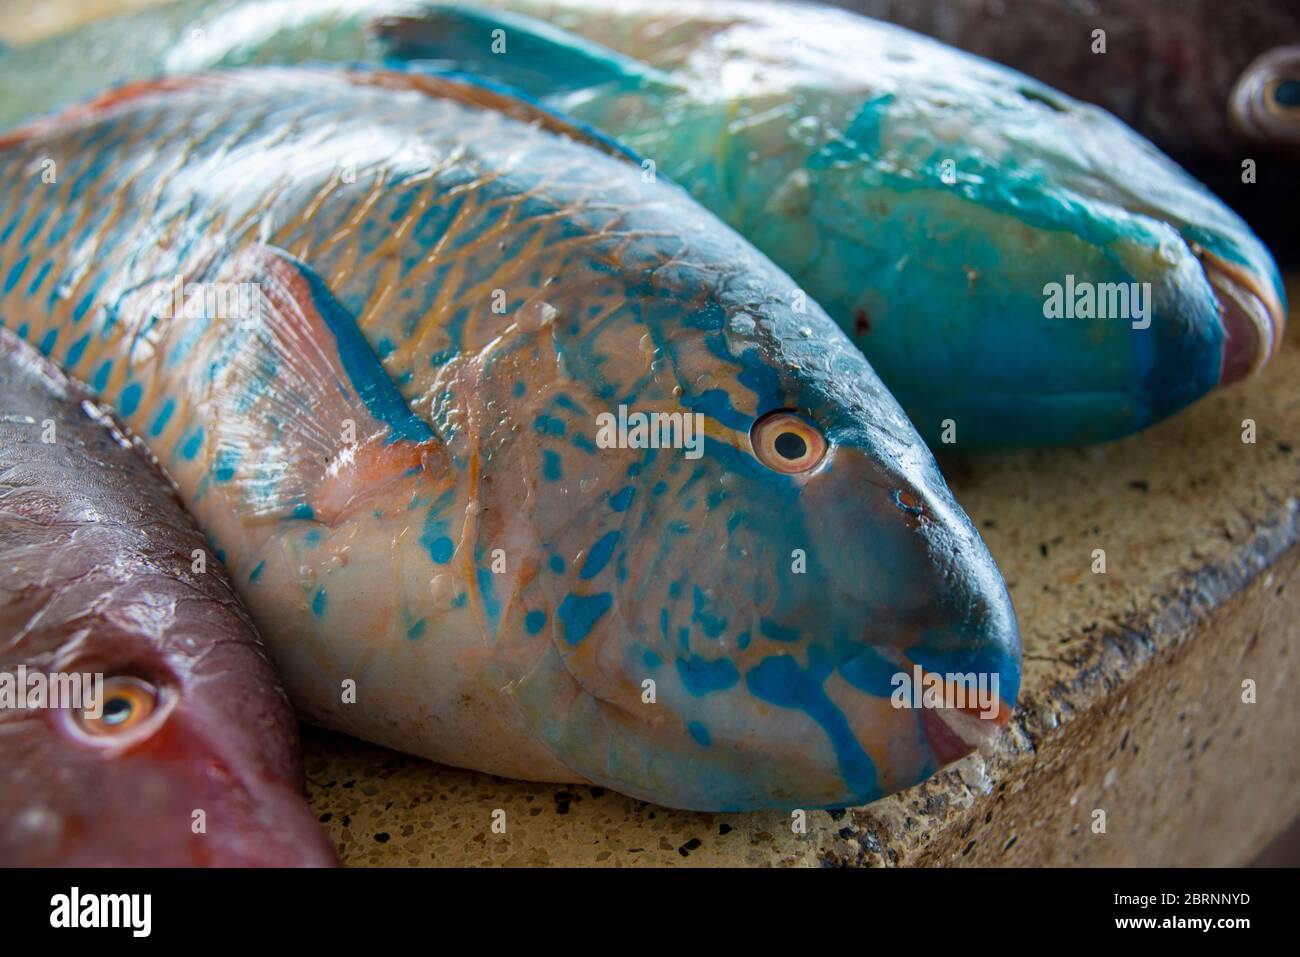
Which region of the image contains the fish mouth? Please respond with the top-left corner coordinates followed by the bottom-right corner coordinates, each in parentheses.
top-left (918, 683), bottom-right (1013, 768)
top-left (1195, 246), bottom-right (1286, 385)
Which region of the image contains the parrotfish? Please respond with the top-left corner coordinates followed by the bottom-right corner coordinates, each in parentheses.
top-left (0, 67), bottom-right (1019, 811)
top-left (0, 329), bottom-right (336, 866)
top-left (834, 0), bottom-right (1300, 252)
top-left (0, 0), bottom-right (1285, 447)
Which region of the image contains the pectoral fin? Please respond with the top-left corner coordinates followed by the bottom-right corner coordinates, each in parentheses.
top-left (194, 244), bottom-right (444, 524)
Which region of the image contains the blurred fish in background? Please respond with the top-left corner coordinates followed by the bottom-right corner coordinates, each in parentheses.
top-left (836, 0), bottom-right (1300, 256)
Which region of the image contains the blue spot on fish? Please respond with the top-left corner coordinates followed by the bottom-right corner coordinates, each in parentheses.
top-left (179, 428), bottom-right (205, 461)
top-left (688, 721), bottom-right (712, 747)
top-left (676, 654), bottom-right (740, 696)
top-left (427, 534), bottom-right (454, 564)
top-left (524, 609), bottom-right (547, 634)
top-left (610, 486), bottom-right (635, 512)
top-left (312, 588), bottom-right (327, 617)
top-left (150, 398), bottom-right (174, 437)
top-left (119, 382), bottom-right (142, 418)
top-left (65, 333), bottom-right (89, 367)
top-left (580, 531), bottom-right (619, 579)
top-left (476, 566), bottom-right (501, 631)
top-left (4, 254), bottom-right (29, 294)
top-left (556, 592), bottom-right (612, 645)
top-left (543, 449), bottom-right (563, 481)
top-left (760, 619), bottom-right (801, 643)
top-left (91, 360), bottom-right (112, 391)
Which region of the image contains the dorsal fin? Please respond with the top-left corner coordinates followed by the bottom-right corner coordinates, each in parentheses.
top-left (371, 4), bottom-right (671, 97)
top-left (342, 66), bottom-right (647, 168)
top-left (0, 65), bottom-right (646, 169)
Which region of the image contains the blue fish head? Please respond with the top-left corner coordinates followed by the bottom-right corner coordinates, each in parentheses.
top-left (486, 195), bottom-right (1021, 811)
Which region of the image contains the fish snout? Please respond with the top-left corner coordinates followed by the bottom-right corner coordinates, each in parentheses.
top-left (94, 719), bottom-right (338, 867)
top-left (192, 776), bottom-right (339, 868)
top-left (1195, 245), bottom-right (1286, 385)
top-left (813, 447), bottom-right (1021, 771)
top-left (900, 482), bottom-right (1021, 768)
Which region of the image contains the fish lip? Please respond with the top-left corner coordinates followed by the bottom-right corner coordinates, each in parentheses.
top-left (919, 692), bottom-right (1012, 768)
top-left (1194, 245), bottom-right (1286, 385)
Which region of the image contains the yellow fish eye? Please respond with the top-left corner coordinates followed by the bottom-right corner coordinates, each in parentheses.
top-left (750, 410), bottom-right (827, 474)
top-left (70, 676), bottom-right (162, 740)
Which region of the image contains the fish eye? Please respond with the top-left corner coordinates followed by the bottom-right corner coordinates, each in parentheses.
top-left (1268, 77), bottom-right (1300, 111)
top-left (68, 676), bottom-right (163, 741)
top-left (751, 410), bottom-right (827, 474)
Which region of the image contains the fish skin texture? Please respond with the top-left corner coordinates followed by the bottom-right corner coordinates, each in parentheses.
top-left (0, 328), bottom-right (337, 867)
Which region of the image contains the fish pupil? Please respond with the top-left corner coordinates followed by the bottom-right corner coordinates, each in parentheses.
top-left (102, 697), bottom-right (132, 726)
top-left (1273, 79), bottom-right (1300, 108)
top-left (774, 431), bottom-right (807, 460)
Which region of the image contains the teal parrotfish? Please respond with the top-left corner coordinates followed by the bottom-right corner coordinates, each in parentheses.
top-left (0, 0), bottom-right (1286, 447)
top-left (835, 0), bottom-right (1300, 255)
top-left (0, 329), bottom-right (336, 866)
top-left (0, 66), bottom-right (1019, 811)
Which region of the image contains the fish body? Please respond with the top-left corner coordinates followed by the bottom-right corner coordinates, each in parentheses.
top-left (0, 0), bottom-right (1285, 447)
top-left (0, 329), bottom-right (336, 866)
top-left (834, 0), bottom-right (1300, 251)
top-left (0, 67), bottom-right (1019, 810)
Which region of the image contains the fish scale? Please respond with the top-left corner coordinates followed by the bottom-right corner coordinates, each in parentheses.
top-left (0, 66), bottom-right (1019, 811)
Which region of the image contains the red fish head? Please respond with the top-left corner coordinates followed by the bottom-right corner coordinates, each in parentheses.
top-left (0, 606), bottom-right (337, 867)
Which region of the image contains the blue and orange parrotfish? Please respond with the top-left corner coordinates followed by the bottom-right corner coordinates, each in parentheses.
top-left (0, 0), bottom-right (1286, 447)
top-left (0, 67), bottom-right (1019, 811)
top-left (0, 329), bottom-right (337, 866)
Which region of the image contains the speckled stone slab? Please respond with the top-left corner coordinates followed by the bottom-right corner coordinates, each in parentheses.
top-left (8, 0), bottom-right (1299, 870)
top-left (299, 281), bottom-right (1300, 867)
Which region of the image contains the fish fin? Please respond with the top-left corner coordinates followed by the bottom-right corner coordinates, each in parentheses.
top-left (370, 4), bottom-right (670, 97)
top-left (344, 67), bottom-right (647, 168)
top-left (196, 244), bottom-right (443, 525)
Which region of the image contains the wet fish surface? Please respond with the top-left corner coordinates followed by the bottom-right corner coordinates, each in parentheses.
top-left (0, 0), bottom-right (1286, 447)
top-left (0, 67), bottom-right (1019, 811)
top-left (835, 0), bottom-right (1300, 254)
top-left (0, 328), bottom-right (336, 866)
